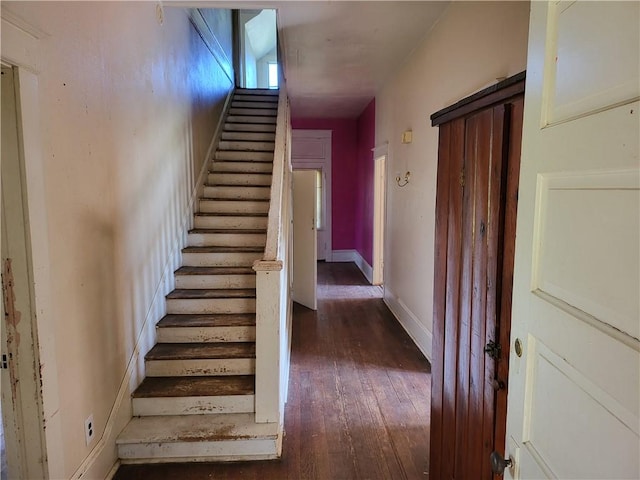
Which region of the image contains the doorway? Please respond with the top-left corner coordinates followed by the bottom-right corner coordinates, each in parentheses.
top-left (372, 153), bottom-right (386, 286)
top-left (235, 9), bottom-right (278, 89)
top-left (429, 73), bottom-right (525, 479)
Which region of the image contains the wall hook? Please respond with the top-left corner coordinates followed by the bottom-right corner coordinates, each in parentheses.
top-left (396, 171), bottom-right (411, 187)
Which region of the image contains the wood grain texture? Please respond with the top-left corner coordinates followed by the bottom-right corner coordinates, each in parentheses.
top-left (115, 262), bottom-right (431, 480)
top-left (146, 343), bottom-right (256, 361)
top-left (133, 376), bottom-right (255, 398)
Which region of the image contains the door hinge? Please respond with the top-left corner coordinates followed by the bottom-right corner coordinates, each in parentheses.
top-left (484, 340), bottom-right (502, 360)
top-left (1, 353), bottom-right (8, 369)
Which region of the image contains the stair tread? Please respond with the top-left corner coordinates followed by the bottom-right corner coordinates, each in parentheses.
top-left (195, 212), bottom-right (268, 217)
top-left (210, 170), bottom-right (272, 175)
top-left (157, 313), bottom-right (256, 328)
top-left (236, 89), bottom-right (279, 95)
top-left (133, 375), bottom-right (255, 398)
top-left (182, 246), bottom-right (264, 253)
top-left (146, 342), bottom-right (256, 360)
top-left (175, 266), bottom-right (256, 275)
top-left (167, 288), bottom-right (256, 299)
top-left (117, 413), bottom-right (277, 444)
top-left (188, 229), bottom-right (267, 235)
top-left (200, 197), bottom-right (269, 202)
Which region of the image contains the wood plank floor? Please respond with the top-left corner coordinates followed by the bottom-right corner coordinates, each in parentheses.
top-left (114, 262), bottom-right (431, 480)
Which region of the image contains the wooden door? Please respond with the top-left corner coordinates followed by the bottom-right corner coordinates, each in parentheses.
top-left (505, 2), bottom-right (639, 478)
top-left (430, 74), bottom-right (525, 480)
top-left (292, 170), bottom-right (318, 310)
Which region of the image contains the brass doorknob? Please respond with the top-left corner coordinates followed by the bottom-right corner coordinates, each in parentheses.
top-left (490, 451), bottom-right (513, 475)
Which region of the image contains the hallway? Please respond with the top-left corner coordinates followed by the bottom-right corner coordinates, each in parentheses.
top-left (114, 262), bottom-right (431, 479)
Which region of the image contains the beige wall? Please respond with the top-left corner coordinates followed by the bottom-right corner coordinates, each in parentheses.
top-left (1, 2), bottom-right (232, 477)
top-left (376, 1), bottom-right (530, 359)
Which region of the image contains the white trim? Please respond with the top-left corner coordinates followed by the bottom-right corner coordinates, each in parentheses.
top-left (188, 9), bottom-right (234, 84)
top-left (372, 142), bottom-right (388, 159)
top-left (330, 250), bottom-right (373, 284)
top-left (383, 287), bottom-right (433, 362)
top-left (372, 155), bottom-right (386, 286)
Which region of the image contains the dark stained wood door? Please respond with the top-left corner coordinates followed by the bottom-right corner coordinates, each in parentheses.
top-left (430, 74), bottom-right (525, 480)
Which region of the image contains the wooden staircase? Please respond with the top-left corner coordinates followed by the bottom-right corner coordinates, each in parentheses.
top-left (117, 88), bottom-right (280, 463)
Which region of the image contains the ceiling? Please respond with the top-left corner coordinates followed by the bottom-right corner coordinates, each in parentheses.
top-left (276, 2), bottom-right (450, 118)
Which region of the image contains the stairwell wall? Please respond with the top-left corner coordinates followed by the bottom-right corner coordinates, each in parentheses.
top-left (375, 1), bottom-right (530, 360)
top-left (1, 3), bottom-right (233, 478)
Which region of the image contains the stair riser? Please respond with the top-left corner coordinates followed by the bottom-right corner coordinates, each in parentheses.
top-left (145, 358), bottom-right (255, 377)
top-left (199, 201), bottom-right (269, 215)
top-left (156, 325), bottom-right (256, 343)
top-left (194, 216), bottom-right (268, 229)
top-left (214, 151), bottom-right (273, 162)
top-left (224, 123), bottom-right (276, 133)
top-left (226, 116), bottom-right (277, 125)
top-left (166, 297), bottom-right (256, 314)
top-left (133, 395), bottom-right (255, 416)
top-left (187, 233), bottom-right (266, 248)
top-left (233, 94), bottom-right (278, 103)
top-left (118, 438), bottom-right (278, 463)
top-left (212, 162), bottom-right (273, 173)
top-left (174, 273), bottom-right (257, 289)
top-left (236, 89), bottom-right (279, 96)
top-left (228, 108), bottom-right (277, 117)
top-left (203, 186), bottom-right (270, 200)
top-left (208, 174), bottom-right (272, 186)
top-left (181, 252), bottom-right (262, 267)
top-left (231, 101), bottom-right (278, 110)
top-left (218, 141), bottom-right (275, 152)
top-left (221, 132), bottom-right (276, 142)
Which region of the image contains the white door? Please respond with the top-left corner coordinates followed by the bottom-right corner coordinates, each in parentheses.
top-left (292, 170), bottom-right (317, 310)
top-left (291, 130), bottom-right (331, 261)
top-left (504, 2), bottom-right (639, 479)
top-left (372, 154), bottom-right (386, 286)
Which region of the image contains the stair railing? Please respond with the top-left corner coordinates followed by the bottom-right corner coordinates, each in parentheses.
top-left (252, 82), bottom-right (292, 431)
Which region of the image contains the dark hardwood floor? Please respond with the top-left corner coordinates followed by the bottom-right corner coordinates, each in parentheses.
top-left (114, 262), bottom-right (431, 480)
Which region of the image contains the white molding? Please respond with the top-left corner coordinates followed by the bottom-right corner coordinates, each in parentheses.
top-left (330, 250), bottom-right (373, 284)
top-left (354, 251), bottom-right (373, 284)
top-left (372, 142), bottom-right (388, 160)
top-left (383, 287), bottom-right (433, 362)
top-left (188, 9), bottom-right (234, 83)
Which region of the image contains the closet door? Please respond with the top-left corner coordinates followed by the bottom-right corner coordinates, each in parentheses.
top-left (430, 76), bottom-right (524, 480)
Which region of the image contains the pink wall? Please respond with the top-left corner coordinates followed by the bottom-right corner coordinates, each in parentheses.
top-left (291, 118), bottom-right (358, 251)
top-left (292, 101), bottom-right (375, 264)
top-left (355, 99), bottom-right (376, 265)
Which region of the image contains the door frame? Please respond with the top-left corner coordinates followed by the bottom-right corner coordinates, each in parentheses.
top-left (372, 143), bottom-right (388, 286)
top-left (291, 129), bottom-right (332, 261)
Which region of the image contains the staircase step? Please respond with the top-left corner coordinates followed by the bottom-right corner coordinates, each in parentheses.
top-left (224, 123), bottom-right (276, 133)
top-left (199, 199), bottom-right (269, 215)
top-left (218, 140), bottom-right (275, 152)
top-left (221, 131), bottom-right (276, 142)
top-left (181, 246), bottom-right (263, 268)
top-left (117, 413), bottom-right (279, 462)
top-left (235, 88), bottom-right (279, 96)
top-left (211, 161), bottom-right (273, 174)
top-left (194, 213), bottom-right (268, 230)
top-left (233, 94), bottom-right (278, 104)
top-left (226, 115), bottom-right (277, 125)
top-left (231, 101), bottom-right (278, 110)
top-left (157, 312), bottom-right (256, 343)
top-left (145, 343), bottom-right (256, 376)
top-left (132, 376), bottom-right (255, 416)
top-left (187, 229), bottom-right (266, 248)
top-left (203, 185), bottom-right (271, 200)
top-left (208, 172), bottom-right (272, 186)
top-left (174, 265), bottom-right (257, 288)
top-left (166, 288), bottom-right (256, 315)
top-left (228, 108), bottom-right (277, 117)
top-left (214, 151), bottom-right (273, 162)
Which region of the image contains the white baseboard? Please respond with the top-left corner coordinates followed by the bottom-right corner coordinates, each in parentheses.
top-left (72, 90), bottom-right (235, 480)
top-left (383, 288), bottom-right (433, 362)
top-left (331, 249), bottom-right (373, 284)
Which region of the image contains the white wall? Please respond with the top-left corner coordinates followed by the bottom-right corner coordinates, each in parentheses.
top-left (376, 1), bottom-right (530, 360)
top-left (1, 2), bottom-right (233, 478)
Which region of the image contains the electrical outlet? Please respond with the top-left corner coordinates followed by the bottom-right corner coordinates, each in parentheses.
top-left (84, 414), bottom-right (95, 446)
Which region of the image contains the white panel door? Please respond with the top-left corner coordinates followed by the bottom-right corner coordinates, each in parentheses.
top-left (292, 170), bottom-right (317, 310)
top-left (505, 2), bottom-right (639, 479)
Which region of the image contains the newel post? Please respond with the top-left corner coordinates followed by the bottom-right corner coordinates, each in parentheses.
top-left (252, 259), bottom-right (283, 424)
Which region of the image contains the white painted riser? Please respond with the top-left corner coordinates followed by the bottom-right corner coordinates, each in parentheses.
top-left (228, 108), bottom-right (277, 117)
top-left (215, 151), bottom-right (273, 162)
top-left (231, 101), bottom-right (278, 110)
top-left (145, 358), bottom-right (255, 377)
top-left (199, 200), bottom-right (269, 215)
top-left (166, 297), bottom-right (256, 314)
top-left (203, 186), bottom-right (270, 200)
top-left (194, 216), bottom-right (267, 230)
top-left (133, 394), bottom-right (254, 416)
top-left (181, 252), bottom-right (262, 267)
top-left (224, 123), bottom-right (276, 133)
top-left (211, 162), bottom-right (273, 173)
top-left (175, 273), bottom-right (256, 289)
top-left (221, 131), bottom-right (276, 142)
top-left (218, 141), bottom-right (275, 152)
top-left (187, 233), bottom-right (266, 248)
top-left (118, 439), bottom-right (278, 463)
top-left (226, 116), bottom-right (276, 125)
top-left (156, 325), bottom-right (256, 343)
top-left (208, 173), bottom-right (272, 186)
top-left (233, 95), bottom-right (278, 103)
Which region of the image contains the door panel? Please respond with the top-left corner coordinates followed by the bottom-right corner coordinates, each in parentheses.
top-left (506, 2), bottom-right (640, 478)
top-left (292, 170), bottom-right (317, 310)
